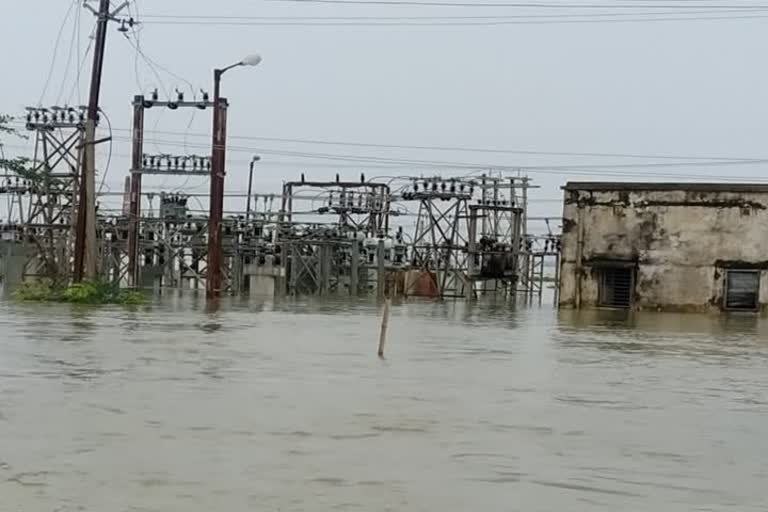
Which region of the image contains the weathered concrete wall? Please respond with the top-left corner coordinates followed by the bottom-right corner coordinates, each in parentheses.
top-left (559, 186), bottom-right (768, 311)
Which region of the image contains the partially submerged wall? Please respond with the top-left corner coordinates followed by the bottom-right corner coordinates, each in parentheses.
top-left (559, 184), bottom-right (768, 311)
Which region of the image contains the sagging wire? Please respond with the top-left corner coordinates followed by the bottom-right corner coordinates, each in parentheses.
top-left (97, 108), bottom-right (114, 194)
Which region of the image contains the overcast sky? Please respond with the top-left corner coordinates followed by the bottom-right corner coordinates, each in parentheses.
top-left (2, 0), bottom-right (768, 219)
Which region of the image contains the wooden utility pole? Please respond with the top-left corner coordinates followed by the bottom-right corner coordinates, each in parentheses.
top-left (206, 70), bottom-right (228, 299)
top-left (73, 0), bottom-right (112, 282)
top-left (127, 96), bottom-right (144, 287)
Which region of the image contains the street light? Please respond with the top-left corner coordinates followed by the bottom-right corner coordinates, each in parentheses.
top-left (207, 53), bottom-right (262, 300)
top-left (246, 155), bottom-right (262, 221)
top-left (213, 53), bottom-right (263, 99)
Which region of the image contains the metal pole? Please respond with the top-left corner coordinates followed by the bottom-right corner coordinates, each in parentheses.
top-left (128, 96), bottom-right (144, 287)
top-left (466, 207), bottom-right (478, 300)
top-left (207, 69), bottom-right (227, 299)
top-left (246, 161), bottom-right (254, 221)
top-left (74, 0), bottom-right (111, 282)
top-left (246, 156), bottom-right (259, 221)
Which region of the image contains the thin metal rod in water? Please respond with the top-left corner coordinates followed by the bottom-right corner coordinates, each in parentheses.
top-left (378, 298), bottom-right (391, 358)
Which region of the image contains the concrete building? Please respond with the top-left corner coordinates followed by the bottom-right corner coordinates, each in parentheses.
top-left (559, 182), bottom-right (768, 312)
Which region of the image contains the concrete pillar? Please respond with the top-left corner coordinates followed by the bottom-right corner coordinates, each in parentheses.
top-left (377, 239), bottom-right (386, 298)
top-left (0, 241), bottom-right (28, 298)
top-left (319, 244), bottom-right (331, 296)
top-left (140, 264), bottom-right (163, 294)
top-left (289, 244), bottom-right (300, 296)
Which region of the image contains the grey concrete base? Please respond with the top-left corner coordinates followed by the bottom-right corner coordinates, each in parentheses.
top-left (245, 260), bottom-right (283, 298)
top-left (139, 265), bottom-right (164, 292)
top-left (0, 241), bottom-right (29, 298)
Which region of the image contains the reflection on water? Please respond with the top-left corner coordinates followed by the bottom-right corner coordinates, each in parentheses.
top-left (1, 296), bottom-right (767, 511)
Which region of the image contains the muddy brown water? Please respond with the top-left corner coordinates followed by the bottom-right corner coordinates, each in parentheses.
top-left (1, 296), bottom-right (767, 511)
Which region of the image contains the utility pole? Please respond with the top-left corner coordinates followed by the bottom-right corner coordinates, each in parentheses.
top-left (206, 73), bottom-right (228, 298)
top-left (73, 0), bottom-right (128, 282)
top-left (205, 54), bottom-right (261, 299)
top-left (127, 96), bottom-right (144, 287)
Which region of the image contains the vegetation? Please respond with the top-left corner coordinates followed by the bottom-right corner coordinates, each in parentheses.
top-left (0, 115), bottom-right (28, 175)
top-left (14, 279), bottom-right (147, 306)
top-left (1, 115), bottom-right (59, 186)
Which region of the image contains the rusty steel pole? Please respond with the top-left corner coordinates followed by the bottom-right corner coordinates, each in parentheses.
top-left (127, 96), bottom-right (144, 287)
top-left (74, 0), bottom-right (111, 282)
top-left (206, 69), bottom-right (228, 299)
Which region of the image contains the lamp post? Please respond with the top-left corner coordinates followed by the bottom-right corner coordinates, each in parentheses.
top-left (207, 53), bottom-right (262, 299)
top-left (246, 155), bottom-right (261, 221)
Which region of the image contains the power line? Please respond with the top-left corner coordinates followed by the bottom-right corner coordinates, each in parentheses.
top-left (75, 125), bottom-right (764, 162)
top-left (6, 117), bottom-right (768, 164)
top-left (107, 134), bottom-right (768, 177)
top-left (55, 2), bottom-right (82, 106)
top-left (97, 108), bottom-right (113, 194)
top-left (139, 8), bottom-right (768, 21)
top-left (6, 118), bottom-right (768, 163)
top-left (141, 13), bottom-right (768, 26)
top-left (39, 0), bottom-right (78, 106)
top-left (65, 25), bottom-right (96, 106)
top-left (268, 0), bottom-right (768, 8)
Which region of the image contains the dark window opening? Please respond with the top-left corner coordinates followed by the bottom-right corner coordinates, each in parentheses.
top-left (724, 270), bottom-right (760, 311)
top-left (598, 266), bottom-right (634, 309)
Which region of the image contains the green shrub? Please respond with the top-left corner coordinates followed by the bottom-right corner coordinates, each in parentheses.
top-left (14, 279), bottom-right (147, 305)
top-left (14, 280), bottom-right (57, 302)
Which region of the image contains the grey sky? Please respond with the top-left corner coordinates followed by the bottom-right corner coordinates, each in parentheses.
top-left (2, 0), bottom-right (768, 219)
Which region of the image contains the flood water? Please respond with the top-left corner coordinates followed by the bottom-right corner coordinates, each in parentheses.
top-left (1, 296), bottom-right (767, 512)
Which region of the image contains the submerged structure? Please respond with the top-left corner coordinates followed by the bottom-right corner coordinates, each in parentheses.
top-left (559, 182), bottom-right (768, 312)
top-left (0, 97), bottom-right (561, 302)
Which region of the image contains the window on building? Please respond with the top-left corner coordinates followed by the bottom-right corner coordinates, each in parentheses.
top-left (598, 266), bottom-right (634, 309)
top-left (724, 270), bottom-right (760, 311)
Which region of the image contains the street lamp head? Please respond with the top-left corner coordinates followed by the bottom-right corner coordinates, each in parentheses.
top-left (240, 54), bottom-right (263, 67)
top-left (252, 155), bottom-right (261, 163)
